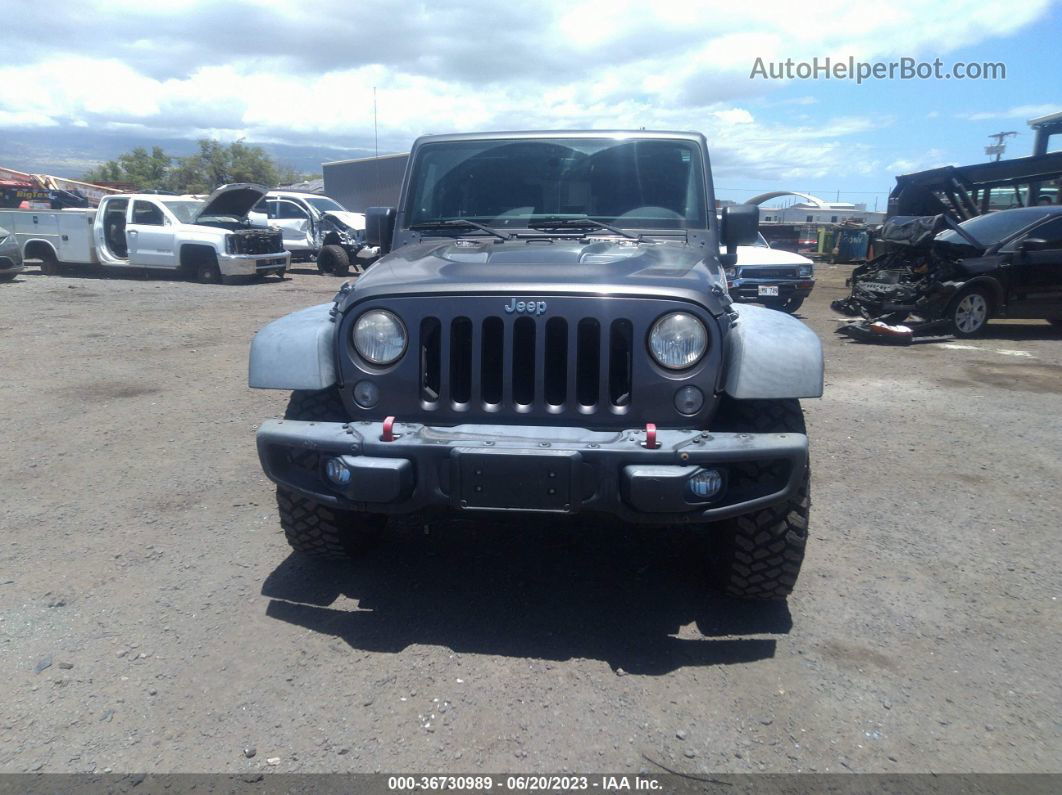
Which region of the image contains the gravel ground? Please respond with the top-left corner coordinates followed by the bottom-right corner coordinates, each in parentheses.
top-left (1, 262), bottom-right (1060, 774)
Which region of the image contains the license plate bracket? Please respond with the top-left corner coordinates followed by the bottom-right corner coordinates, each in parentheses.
top-left (454, 448), bottom-right (575, 511)
top-left (758, 285), bottom-right (780, 296)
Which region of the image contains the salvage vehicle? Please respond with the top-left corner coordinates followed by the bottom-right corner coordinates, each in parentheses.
top-left (0, 224), bottom-right (24, 281)
top-left (248, 131), bottom-right (824, 600)
top-left (0, 184), bottom-right (289, 283)
top-left (249, 190), bottom-right (377, 275)
top-left (726, 232), bottom-right (815, 313)
top-left (834, 206), bottom-right (1062, 337)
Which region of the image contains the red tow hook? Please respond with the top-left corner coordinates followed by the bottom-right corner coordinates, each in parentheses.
top-left (643, 422), bottom-right (659, 449)
top-left (381, 416), bottom-right (396, 442)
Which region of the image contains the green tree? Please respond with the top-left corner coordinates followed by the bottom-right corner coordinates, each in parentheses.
top-left (83, 146), bottom-right (172, 190)
top-left (164, 139), bottom-right (283, 193)
top-left (83, 139), bottom-right (312, 194)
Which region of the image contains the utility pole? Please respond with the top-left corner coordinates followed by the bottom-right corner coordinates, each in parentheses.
top-left (985, 131), bottom-right (1017, 162)
top-left (373, 87), bottom-right (380, 192)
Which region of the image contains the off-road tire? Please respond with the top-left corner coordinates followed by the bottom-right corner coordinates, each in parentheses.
top-left (317, 244), bottom-right (350, 277)
top-left (276, 388), bottom-right (385, 559)
top-left (947, 286), bottom-right (992, 338)
top-left (706, 398), bottom-right (810, 600)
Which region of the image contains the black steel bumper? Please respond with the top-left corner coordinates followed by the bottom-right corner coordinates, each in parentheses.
top-left (256, 420), bottom-right (808, 524)
top-left (728, 277), bottom-right (815, 303)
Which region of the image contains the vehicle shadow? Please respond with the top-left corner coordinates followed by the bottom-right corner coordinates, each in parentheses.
top-left (262, 513), bottom-right (791, 675)
top-left (19, 265), bottom-right (285, 286)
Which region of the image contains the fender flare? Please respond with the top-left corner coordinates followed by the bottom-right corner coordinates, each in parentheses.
top-left (248, 303), bottom-right (337, 390)
top-left (722, 303), bottom-right (823, 399)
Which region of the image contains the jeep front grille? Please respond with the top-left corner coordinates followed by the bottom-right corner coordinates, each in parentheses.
top-left (340, 296), bottom-right (720, 428)
top-left (418, 314), bottom-right (634, 415)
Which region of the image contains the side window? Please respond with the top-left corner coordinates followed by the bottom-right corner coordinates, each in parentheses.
top-left (252, 198), bottom-right (269, 214)
top-left (1026, 217), bottom-right (1062, 247)
top-left (132, 200), bottom-right (165, 226)
top-left (276, 201), bottom-right (308, 220)
top-left (267, 200), bottom-right (280, 219)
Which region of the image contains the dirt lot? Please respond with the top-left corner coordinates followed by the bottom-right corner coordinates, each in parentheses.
top-left (1, 262), bottom-right (1060, 774)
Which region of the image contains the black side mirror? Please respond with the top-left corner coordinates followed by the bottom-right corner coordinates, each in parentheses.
top-left (720, 204), bottom-right (759, 266)
top-left (365, 206), bottom-right (397, 253)
top-left (1018, 237), bottom-right (1050, 254)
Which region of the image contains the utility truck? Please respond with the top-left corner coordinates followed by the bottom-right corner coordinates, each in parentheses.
top-left (0, 184), bottom-right (289, 283)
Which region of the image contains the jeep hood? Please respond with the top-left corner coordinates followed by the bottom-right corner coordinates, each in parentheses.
top-left (194, 183), bottom-right (269, 222)
top-left (342, 238), bottom-right (730, 315)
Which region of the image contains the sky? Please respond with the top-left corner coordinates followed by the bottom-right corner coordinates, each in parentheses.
top-left (0, 0), bottom-right (1059, 207)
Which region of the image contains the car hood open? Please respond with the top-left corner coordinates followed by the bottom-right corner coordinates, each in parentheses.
top-left (194, 183), bottom-right (269, 223)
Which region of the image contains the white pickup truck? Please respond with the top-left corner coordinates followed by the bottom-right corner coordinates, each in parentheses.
top-left (0, 183), bottom-right (290, 283)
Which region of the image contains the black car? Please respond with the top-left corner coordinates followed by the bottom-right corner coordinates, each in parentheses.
top-left (837, 206), bottom-right (1062, 336)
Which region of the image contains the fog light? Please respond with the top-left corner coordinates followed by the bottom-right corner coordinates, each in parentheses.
top-left (353, 380), bottom-right (379, 408)
top-left (674, 385), bottom-right (704, 415)
top-left (688, 468), bottom-right (723, 500)
top-left (325, 457), bottom-right (352, 486)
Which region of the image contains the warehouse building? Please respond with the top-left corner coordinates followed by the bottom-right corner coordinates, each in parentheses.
top-left (322, 152), bottom-right (409, 211)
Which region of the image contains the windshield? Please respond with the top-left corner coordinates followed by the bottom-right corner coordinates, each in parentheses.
top-left (304, 196), bottom-right (345, 213)
top-left (937, 208), bottom-right (1056, 247)
top-left (162, 200), bottom-right (204, 224)
top-left (404, 138), bottom-right (707, 232)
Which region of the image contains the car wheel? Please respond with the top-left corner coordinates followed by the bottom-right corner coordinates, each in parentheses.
top-left (196, 258), bottom-right (222, 285)
top-left (949, 287), bottom-right (991, 337)
top-left (317, 244), bottom-right (350, 276)
top-left (39, 248), bottom-right (61, 276)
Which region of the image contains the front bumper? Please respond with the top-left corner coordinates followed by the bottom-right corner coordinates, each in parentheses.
top-left (256, 420), bottom-right (808, 524)
top-left (728, 277), bottom-right (815, 303)
top-left (218, 251), bottom-right (291, 277)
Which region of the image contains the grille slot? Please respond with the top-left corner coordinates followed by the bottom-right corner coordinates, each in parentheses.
top-left (420, 318), bottom-right (441, 402)
top-left (609, 320), bottom-right (633, 407)
top-left (576, 319), bottom-right (600, 408)
top-left (450, 318), bottom-right (473, 404)
top-left (544, 318), bottom-right (568, 406)
top-left (512, 317), bottom-right (536, 407)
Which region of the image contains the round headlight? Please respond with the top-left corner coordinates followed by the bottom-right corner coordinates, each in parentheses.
top-left (353, 310), bottom-right (407, 365)
top-left (648, 312), bottom-right (707, 369)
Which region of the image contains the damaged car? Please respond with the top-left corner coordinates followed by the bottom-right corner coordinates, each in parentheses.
top-left (833, 206), bottom-right (1062, 338)
top-left (250, 191), bottom-right (379, 275)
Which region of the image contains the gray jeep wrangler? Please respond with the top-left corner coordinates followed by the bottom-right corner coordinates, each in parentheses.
top-left (249, 131), bottom-right (823, 600)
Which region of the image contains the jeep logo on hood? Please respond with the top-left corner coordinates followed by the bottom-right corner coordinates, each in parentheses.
top-left (504, 298), bottom-right (548, 315)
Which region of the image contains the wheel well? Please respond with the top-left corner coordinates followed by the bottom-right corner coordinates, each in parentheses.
top-left (22, 240), bottom-right (57, 262)
top-left (180, 244), bottom-right (218, 273)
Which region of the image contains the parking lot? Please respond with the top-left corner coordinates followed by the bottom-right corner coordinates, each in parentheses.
top-left (1, 262), bottom-right (1060, 774)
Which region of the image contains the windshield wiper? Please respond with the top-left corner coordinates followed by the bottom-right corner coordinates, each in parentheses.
top-left (409, 219), bottom-right (511, 241)
top-left (526, 216), bottom-right (641, 241)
